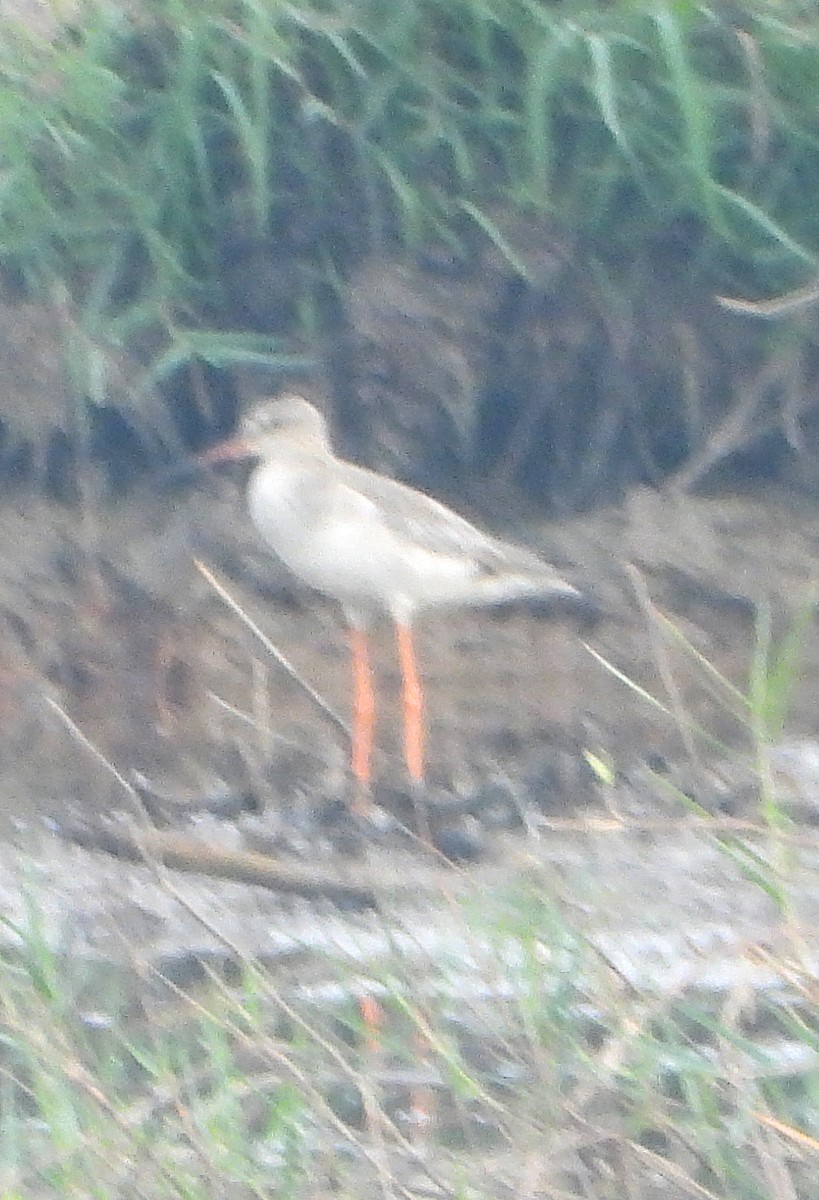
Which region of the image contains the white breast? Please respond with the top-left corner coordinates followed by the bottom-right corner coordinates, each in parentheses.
top-left (247, 462), bottom-right (396, 614)
top-left (246, 460), bottom-right (479, 623)
top-left (247, 460), bottom-right (316, 567)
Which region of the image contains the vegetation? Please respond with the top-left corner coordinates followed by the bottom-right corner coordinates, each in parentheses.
top-left (0, 0), bottom-right (818, 494)
top-left (4, 1), bottom-right (819, 280)
top-left (1, 830), bottom-right (818, 1196)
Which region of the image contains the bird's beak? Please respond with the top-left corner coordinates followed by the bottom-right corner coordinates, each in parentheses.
top-left (199, 437), bottom-right (254, 466)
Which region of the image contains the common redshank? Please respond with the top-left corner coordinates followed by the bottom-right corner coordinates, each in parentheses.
top-left (204, 395), bottom-right (579, 791)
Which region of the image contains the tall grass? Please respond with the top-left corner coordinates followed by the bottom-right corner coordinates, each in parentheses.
top-left (3, 1), bottom-right (819, 323)
top-left (0, 1), bottom-right (818, 488)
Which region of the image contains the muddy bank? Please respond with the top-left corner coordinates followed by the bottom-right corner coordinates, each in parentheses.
top-left (0, 476), bottom-right (816, 997)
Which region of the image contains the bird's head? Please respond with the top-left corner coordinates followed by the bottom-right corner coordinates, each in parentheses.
top-left (201, 394), bottom-right (331, 464)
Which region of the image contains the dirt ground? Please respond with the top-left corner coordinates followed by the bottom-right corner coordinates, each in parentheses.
top-left (1, 458), bottom-right (819, 980)
top-left (3, 467), bottom-right (818, 813)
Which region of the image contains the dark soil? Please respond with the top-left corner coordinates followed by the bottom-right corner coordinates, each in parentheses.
top-left (1, 461), bottom-right (819, 975)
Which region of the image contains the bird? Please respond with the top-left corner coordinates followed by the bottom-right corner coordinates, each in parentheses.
top-left (203, 395), bottom-right (579, 796)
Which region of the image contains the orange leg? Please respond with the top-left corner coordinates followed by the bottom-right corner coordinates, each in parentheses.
top-left (395, 621), bottom-right (424, 784)
top-left (349, 627), bottom-right (375, 794)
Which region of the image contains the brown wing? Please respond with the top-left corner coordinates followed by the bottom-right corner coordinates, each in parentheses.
top-left (338, 461), bottom-right (566, 581)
